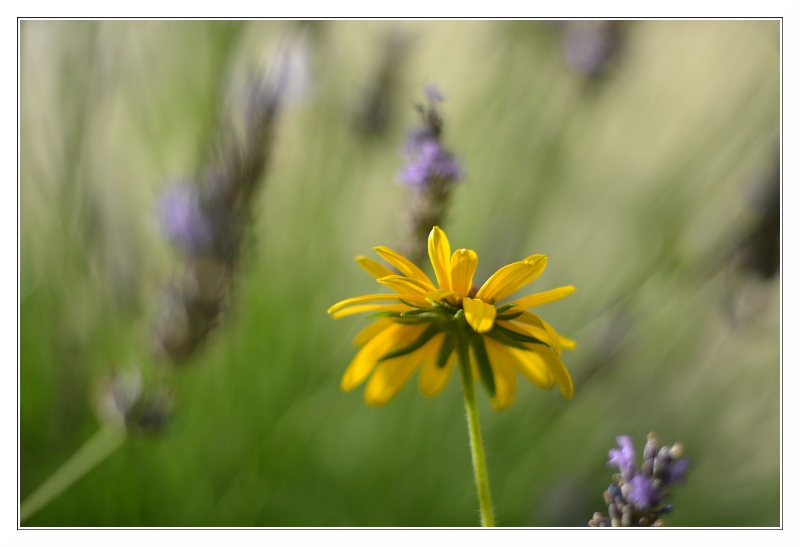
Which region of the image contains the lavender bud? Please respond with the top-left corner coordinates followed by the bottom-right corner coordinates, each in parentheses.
top-left (621, 506), bottom-right (633, 527)
top-left (641, 457), bottom-right (654, 477)
top-left (654, 446), bottom-right (672, 477)
top-left (644, 431), bottom-right (661, 460)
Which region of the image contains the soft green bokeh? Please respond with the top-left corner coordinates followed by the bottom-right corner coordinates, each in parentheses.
top-left (20, 19), bottom-right (780, 527)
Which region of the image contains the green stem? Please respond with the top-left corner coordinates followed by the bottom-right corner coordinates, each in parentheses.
top-left (20, 425), bottom-right (126, 523)
top-left (455, 333), bottom-right (496, 527)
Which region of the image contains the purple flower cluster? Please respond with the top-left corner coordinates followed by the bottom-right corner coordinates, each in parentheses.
top-left (397, 85), bottom-right (462, 188)
top-left (398, 129), bottom-right (463, 187)
top-left (589, 432), bottom-right (690, 527)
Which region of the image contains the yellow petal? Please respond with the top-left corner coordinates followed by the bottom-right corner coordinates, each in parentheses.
top-left (365, 340), bottom-right (432, 406)
top-left (514, 313), bottom-right (575, 352)
top-left (328, 294), bottom-right (402, 314)
top-left (377, 274), bottom-right (430, 296)
top-left (374, 246), bottom-right (435, 288)
top-left (488, 349), bottom-right (517, 411)
top-left (475, 255), bottom-right (547, 303)
top-left (485, 336), bottom-right (553, 391)
top-left (428, 226), bottom-right (452, 291)
top-left (511, 349), bottom-right (554, 391)
top-left (341, 323), bottom-right (422, 390)
top-left (528, 345), bottom-right (574, 400)
top-left (419, 334), bottom-right (456, 397)
top-left (512, 311), bottom-right (562, 355)
top-left (353, 318), bottom-right (396, 347)
top-left (559, 335), bottom-right (576, 350)
top-left (463, 297), bottom-right (497, 334)
top-left (511, 286), bottom-right (575, 309)
top-left (356, 256), bottom-right (395, 280)
top-left (331, 303), bottom-right (409, 319)
top-left (450, 248), bottom-right (478, 297)
top-left (425, 289), bottom-right (462, 306)
top-left (539, 317), bottom-right (563, 355)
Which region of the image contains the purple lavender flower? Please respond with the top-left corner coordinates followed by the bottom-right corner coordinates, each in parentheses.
top-left (396, 85), bottom-right (463, 189)
top-left (157, 181), bottom-right (215, 255)
top-left (590, 432), bottom-right (690, 527)
top-left (608, 435), bottom-right (636, 477)
top-left (627, 474), bottom-right (657, 512)
top-left (398, 138), bottom-right (463, 187)
top-left (667, 453), bottom-right (690, 484)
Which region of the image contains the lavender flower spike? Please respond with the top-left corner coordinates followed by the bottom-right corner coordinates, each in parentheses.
top-left (589, 432), bottom-right (690, 527)
top-left (397, 85), bottom-right (464, 266)
top-left (154, 38), bottom-right (286, 364)
top-left (397, 85), bottom-right (462, 189)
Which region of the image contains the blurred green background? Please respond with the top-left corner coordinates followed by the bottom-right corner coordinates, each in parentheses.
top-left (19, 19), bottom-right (780, 527)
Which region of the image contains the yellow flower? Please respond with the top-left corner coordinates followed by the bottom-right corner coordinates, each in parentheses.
top-left (328, 226), bottom-right (576, 410)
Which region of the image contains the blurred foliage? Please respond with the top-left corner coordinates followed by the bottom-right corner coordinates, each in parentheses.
top-left (19, 19), bottom-right (780, 527)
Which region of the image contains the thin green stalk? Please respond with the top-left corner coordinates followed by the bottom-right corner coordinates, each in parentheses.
top-left (455, 333), bottom-right (496, 527)
top-left (20, 425), bottom-right (126, 523)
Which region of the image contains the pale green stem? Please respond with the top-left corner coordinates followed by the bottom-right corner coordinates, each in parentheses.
top-left (456, 334), bottom-right (496, 527)
top-left (20, 425), bottom-right (126, 523)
